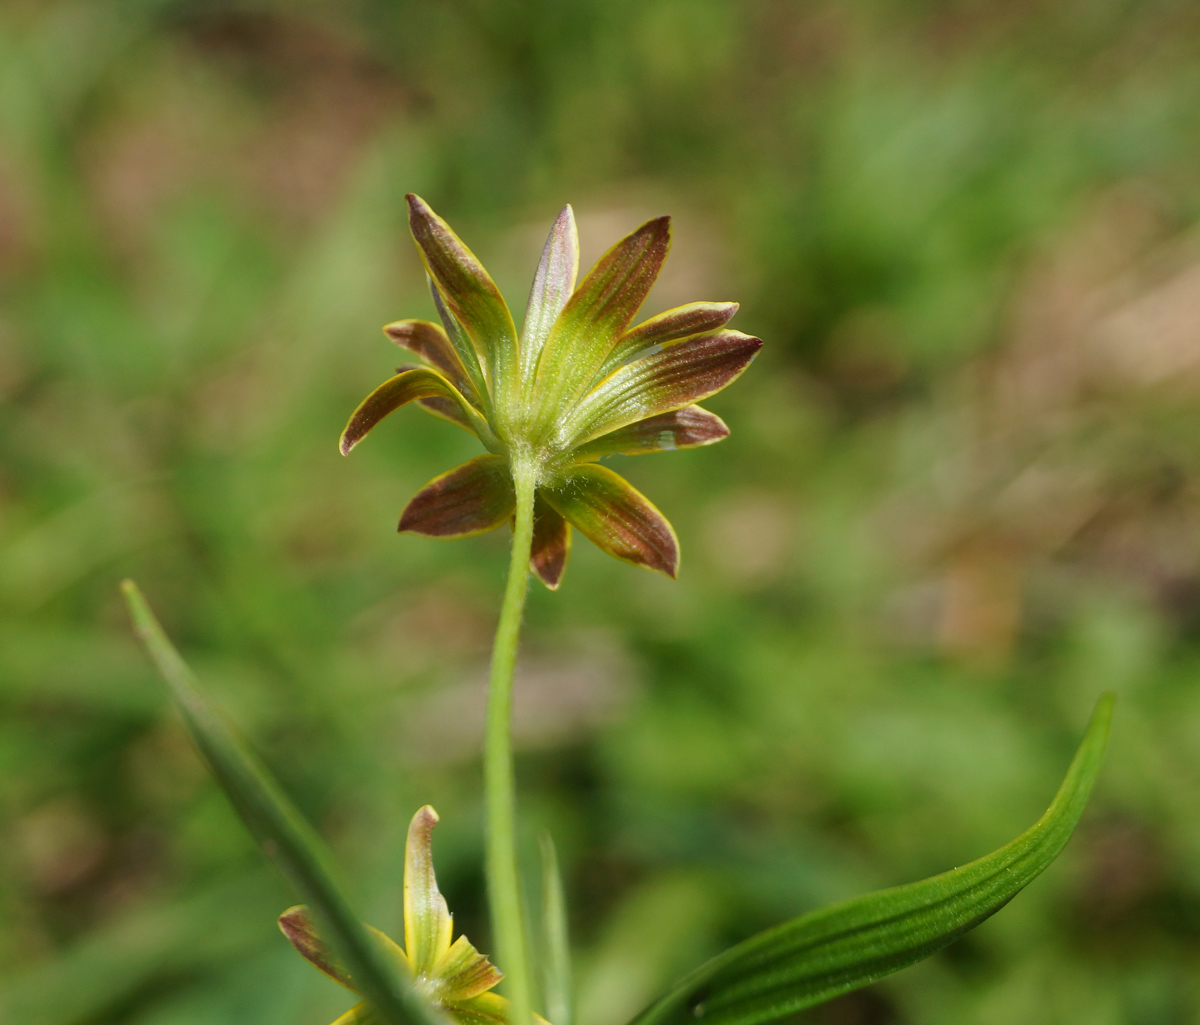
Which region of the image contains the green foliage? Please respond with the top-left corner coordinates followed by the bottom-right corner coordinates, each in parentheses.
top-left (121, 581), bottom-right (438, 1025)
top-left (3, 2), bottom-right (1200, 1024)
top-left (125, 573), bottom-right (1113, 1025)
top-left (631, 696), bottom-right (1113, 1025)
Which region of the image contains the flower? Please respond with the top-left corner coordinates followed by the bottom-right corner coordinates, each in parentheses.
top-left (341, 195), bottom-right (762, 588)
top-left (280, 805), bottom-right (544, 1025)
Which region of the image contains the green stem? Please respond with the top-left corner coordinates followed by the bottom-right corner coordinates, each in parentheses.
top-left (485, 454), bottom-right (537, 1025)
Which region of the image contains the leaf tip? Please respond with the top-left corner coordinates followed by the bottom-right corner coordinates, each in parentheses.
top-left (120, 579), bottom-right (150, 632)
top-left (1091, 691), bottom-right (1116, 735)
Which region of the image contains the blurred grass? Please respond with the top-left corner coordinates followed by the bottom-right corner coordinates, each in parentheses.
top-left (2, 1), bottom-right (1200, 1023)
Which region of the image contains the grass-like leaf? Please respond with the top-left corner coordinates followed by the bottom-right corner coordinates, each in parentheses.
top-left (540, 833), bottom-right (573, 1025)
top-left (628, 694), bottom-right (1114, 1025)
top-left (121, 581), bottom-right (446, 1025)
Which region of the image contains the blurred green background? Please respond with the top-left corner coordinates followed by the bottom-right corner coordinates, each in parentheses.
top-left (3, 1), bottom-right (1200, 1022)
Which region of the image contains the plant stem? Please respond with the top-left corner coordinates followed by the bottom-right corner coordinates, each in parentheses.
top-left (485, 454), bottom-right (537, 1025)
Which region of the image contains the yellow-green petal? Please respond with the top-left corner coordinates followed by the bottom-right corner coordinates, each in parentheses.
top-left (415, 395), bottom-right (478, 435)
top-left (407, 194), bottom-right (519, 403)
top-left (560, 330), bottom-right (760, 449)
top-left (530, 493), bottom-right (571, 590)
top-left (399, 456), bottom-right (516, 539)
top-left (521, 204), bottom-right (579, 377)
top-left (534, 216), bottom-right (671, 430)
top-left (434, 934), bottom-right (504, 1002)
top-left (595, 302), bottom-right (739, 383)
top-left (340, 368), bottom-right (494, 455)
top-left (445, 992), bottom-right (554, 1025)
top-left (572, 405), bottom-right (729, 461)
top-left (331, 1002), bottom-right (380, 1025)
top-left (280, 905), bottom-right (355, 990)
top-left (542, 465), bottom-right (678, 578)
top-left (385, 319), bottom-right (482, 407)
top-left (278, 905), bottom-right (411, 994)
top-left (404, 806), bottom-right (455, 975)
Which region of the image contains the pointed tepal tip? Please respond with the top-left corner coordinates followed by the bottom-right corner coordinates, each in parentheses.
top-left (406, 193), bottom-right (433, 231)
top-left (657, 528), bottom-right (680, 580)
top-left (413, 804), bottom-right (439, 828)
top-left (532, 557), bottom-right (565, 590)
top-left (406, 806), bottom-right (441, 862)
top-left (637, 214), bottom-right (671, 255)
top-left (278, 905), bottom-right (310, 935)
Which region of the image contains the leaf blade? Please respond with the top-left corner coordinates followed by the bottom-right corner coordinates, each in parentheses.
top-left (121, 581), bottom-right (447, 1025)
top-left (628, 694), bottom-right (1114, 1025)
top-left (540, 833), bottom-right (573, 1025)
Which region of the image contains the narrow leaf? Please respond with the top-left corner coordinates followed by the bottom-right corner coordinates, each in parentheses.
top-left (399, 455), bottom-right (515, 538)
top-left (596, 303), bottom-right (739, 382)
top-left (404, 806), bottom-right (454, 975)
top-left (572, 406), bottom-right (729, 461)
top-left (120, 581), bottom-right (447, 1025)
top-left (530, 494), bottom-right (571, 590)
top-left (407, 194), bottom-right (519, 402)
top-left (340, 368), bottom-right (494, 455)
top-left (522, 205), bottom-right (579, 375)
top-left (561, 331), bottom-right (760, 449)
top-left (627, 694), bottom-right (1115, 1025)
top-left (385, 319), bottom-right (482, 406)
top-left (534, 216), bottom-right (671, 421)
top-left (542, 465), bottom-right (678, 578)
top-left (540, 833), bottom-right (573, 1025)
